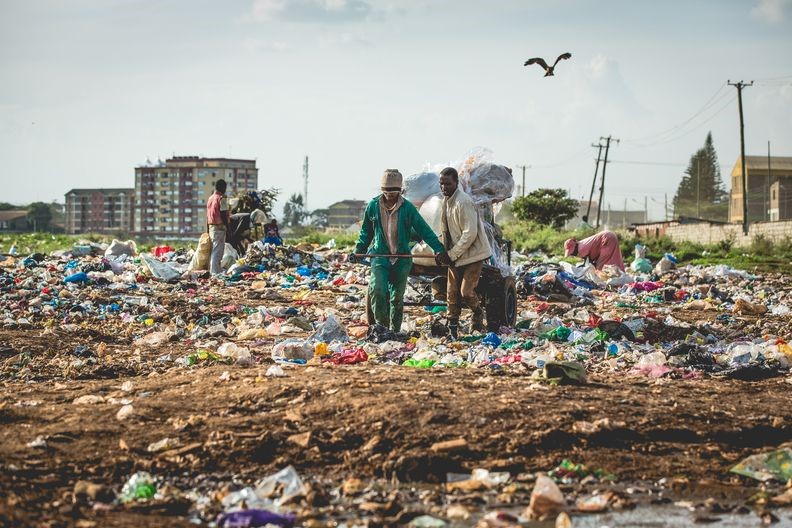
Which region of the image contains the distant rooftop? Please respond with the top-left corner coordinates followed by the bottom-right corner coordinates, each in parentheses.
top-left (0, 210), bottom-right (28, 222)
top-left (65, 188), bottom-right (134, 195)
top-left (736, 156), bottom-right (792, 171)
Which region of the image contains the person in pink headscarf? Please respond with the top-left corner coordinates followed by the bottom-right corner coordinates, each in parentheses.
top-left (563, 230), bottom-right (625, 271)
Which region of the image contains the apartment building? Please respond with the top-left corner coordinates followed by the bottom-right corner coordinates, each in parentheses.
top-left (64, 188), bottom-right (134, 234)
top-left (133, 156), bottom-right (258, 236)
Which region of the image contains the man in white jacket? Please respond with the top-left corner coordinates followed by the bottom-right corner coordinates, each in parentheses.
top-left (436, 167), bottom-right (492, 337)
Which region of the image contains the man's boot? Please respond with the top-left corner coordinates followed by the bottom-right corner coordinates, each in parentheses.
top-left (447, 318), bottom-right (459, 340)
top-left (471, 307), bottom-right (486, 333)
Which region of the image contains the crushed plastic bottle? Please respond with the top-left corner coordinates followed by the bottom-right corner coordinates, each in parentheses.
top-left (118, 471), bottom-right (156, 503)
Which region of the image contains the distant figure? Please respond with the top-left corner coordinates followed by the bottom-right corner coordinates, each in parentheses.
top-left (524, 52), bottom-right (572, 77)
top-left (564, 230), bottom-right (625, 271)
top-left (579, 215), bottom-right (593, 230)
top-left (206, 179), bottom-right (230, 275)
top-left (263, 218), bottom-right (282, 246)
top-left (228, 209), bottom-right (267, 253)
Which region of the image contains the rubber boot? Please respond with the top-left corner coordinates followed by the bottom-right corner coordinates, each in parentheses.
top-left (471, 307), bottom-right (486, 333)
top-left (448, 318), bottom-right (459, 340)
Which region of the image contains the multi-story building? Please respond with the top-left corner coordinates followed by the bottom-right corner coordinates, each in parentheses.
top-left (64, 188), bottom-right (134, 234)
top-left (133, 156), bottom-right (258, 236)
top-left (327, 199), bottom-right (366, 228)
top-left (729, 155), bottom-right (792, 223)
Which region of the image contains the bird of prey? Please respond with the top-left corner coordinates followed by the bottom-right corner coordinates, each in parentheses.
top-left (524, 52), bottom-right (572, 77)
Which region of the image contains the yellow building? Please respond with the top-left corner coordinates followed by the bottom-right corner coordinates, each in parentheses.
top-left (729, 155), bottom-right (792, 223)
top-left (134, 156), bottom-right (258, 236)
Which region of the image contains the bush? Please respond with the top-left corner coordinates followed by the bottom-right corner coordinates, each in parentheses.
top-left (750, 234), bottom-right (774, 256)
top-left (511, 189), bottom-right (579, 227)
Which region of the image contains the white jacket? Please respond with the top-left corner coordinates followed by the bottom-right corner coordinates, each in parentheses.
top-left (440, 188), bottom-right (492, 267)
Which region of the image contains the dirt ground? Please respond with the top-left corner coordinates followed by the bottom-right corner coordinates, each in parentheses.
top-left (2, 340), bottom-right (792, 526)
top-left (1, 275), bottom-right (792, 527)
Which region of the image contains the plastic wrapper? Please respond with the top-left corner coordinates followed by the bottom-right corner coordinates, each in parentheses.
top-left (404, 172), bottom-right (440, 209)
top-left (309, 314), bottom-right (348, 343)
top-left (141, 254), bottom-right (181, 282)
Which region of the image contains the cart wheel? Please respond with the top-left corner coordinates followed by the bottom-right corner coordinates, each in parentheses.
top-left (486, 276), bottom-right (517, 331)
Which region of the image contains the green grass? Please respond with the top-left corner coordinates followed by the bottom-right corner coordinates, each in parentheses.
top-left (3, 226), bottom-right (790, 273)
top-left (499, 220), bottom-right (792, 273)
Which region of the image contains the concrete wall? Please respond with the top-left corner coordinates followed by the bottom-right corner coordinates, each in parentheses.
top-left (639, 220), bottom-right (792, 247)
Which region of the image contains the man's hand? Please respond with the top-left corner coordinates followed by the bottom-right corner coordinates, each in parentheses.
top-left (435, 251), bottom-right (452, 266)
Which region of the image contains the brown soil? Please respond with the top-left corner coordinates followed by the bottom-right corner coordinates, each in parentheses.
top-left (2, 356), bottom-right (791, 527)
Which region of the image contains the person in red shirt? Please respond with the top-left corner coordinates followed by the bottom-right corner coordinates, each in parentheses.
top-left (206, 179), bottom-right (230, 275)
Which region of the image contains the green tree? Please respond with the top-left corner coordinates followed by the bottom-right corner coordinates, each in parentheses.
top-left (672, 132), bottom-right (727, 220)
top-left (512, 188), bottom-right (579, 227)
top-left (282, 193), bottom-right (307, 227)
top-left (309, 208), bottom-right (329, 228)
top-left (27, 202), bottom-right (52, 231)
top-left (0, 202), bottom-right (18, 211)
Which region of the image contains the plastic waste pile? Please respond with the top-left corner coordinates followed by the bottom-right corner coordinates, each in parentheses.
top-left (1, 225), bottom-right (790, 385)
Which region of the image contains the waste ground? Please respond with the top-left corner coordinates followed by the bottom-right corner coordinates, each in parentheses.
top-left (1, 245), bottom-right (792, 527)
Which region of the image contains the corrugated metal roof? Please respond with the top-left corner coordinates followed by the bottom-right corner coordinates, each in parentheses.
top-left (0, 210), bottom-right (27, 222)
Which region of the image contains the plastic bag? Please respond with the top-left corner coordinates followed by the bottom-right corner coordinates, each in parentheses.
top-left (141, 253), bottom-right (181, 281)
top-left (412, 195), bottom-right (444, 266)
top-left (654, 253), bottom-right (677, 275)
top-left (309, 314), bottom-right (348, 343)
top-left (105, 239), bottom-right (137, 257)
top-left (404, 172), bottom-right (440, 209)
top-left (271, 338), bottom-right (313, 362)
top-left (526, 474), bottom-right (564, 519)
top-left (221, 243), bottom-right (239, 271)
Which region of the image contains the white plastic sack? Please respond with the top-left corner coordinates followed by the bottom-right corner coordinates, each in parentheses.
top-left (412, 195), bottom-right (444, 266)
top-left (404, 172), bottom-right (440, 209)
top-left (221, 243), bottom-right (239, 271)
top-left (189, 233), bottom-right (212, 271)
top-left (104, 239), bottom-right (137, 257)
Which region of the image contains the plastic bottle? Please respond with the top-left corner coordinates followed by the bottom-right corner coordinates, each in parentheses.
top-left (119, 472), bottom-right (156, 502)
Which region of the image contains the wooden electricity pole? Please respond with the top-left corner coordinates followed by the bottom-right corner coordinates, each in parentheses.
top-left (728, 80), bottom-right (752, 235)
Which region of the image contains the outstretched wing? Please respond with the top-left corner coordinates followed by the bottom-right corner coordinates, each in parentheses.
top-left (552, 52), bottom-right (572, 68)
top-left (524, 57), bottom-right (549, 70)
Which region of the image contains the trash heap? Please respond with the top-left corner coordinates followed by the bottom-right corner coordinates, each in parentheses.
top-left (1, 232), bottom-right (790, 383)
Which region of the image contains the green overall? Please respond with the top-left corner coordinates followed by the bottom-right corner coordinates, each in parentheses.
top-left (355, 196), bottom-right (445, 331)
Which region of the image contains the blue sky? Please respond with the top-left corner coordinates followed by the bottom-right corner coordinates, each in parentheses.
top-left (1, 0), bottom-right (790, 220)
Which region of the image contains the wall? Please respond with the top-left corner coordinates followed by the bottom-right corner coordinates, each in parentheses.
top-left (639, 220), bottom-right (792, 247)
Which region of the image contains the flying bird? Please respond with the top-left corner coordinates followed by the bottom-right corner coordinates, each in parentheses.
top-left (524, 52), bottom-right (572, 77)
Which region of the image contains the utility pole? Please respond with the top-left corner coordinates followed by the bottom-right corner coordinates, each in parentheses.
top-left (644, 196), bottom-right (648, 223)
top-left (767, 140), bottom-right (771, 221)
top-left (595, 135), bottom-right (619, 229)
top-left (586, 142), bottom-right (604, 221)
top-left (516, 165), bottom-right (530, 197)
top-left (665, 193), bottom-right (669, 221)
top-left (696, 159), bottom-right (701, 219)
top-left (302, 156), bottom-right (309, 211)
top-left (728, 80), bottom-right (753, 235)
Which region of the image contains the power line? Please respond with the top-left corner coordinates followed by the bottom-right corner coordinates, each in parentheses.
top-left (622, 83), bottom-right (729, 144)
top-left (625, 93), bottom-right (737, 148)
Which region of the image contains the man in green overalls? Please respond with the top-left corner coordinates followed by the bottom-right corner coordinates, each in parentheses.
top-left (352, 169), bottom-right (447, 332)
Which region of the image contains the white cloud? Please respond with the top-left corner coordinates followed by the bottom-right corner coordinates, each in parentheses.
top-left (251, 0), bottom-right (373, 22)
top-left (750, 0), bottom-right (791, 24)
